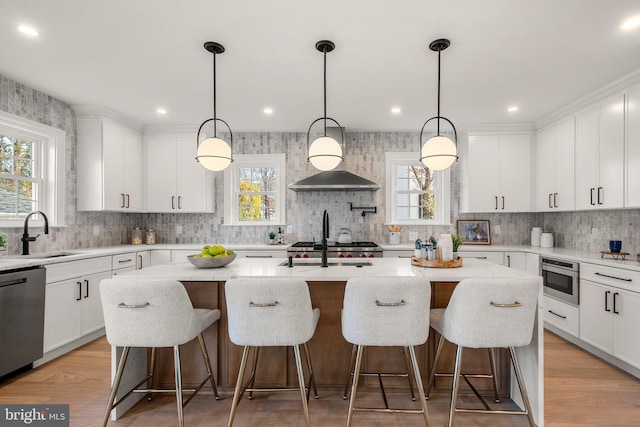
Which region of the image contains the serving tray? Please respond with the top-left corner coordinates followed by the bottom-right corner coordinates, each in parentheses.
top-left (411, 256), bottom-right (463, 268)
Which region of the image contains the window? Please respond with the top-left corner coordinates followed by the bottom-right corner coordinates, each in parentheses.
top-left (0, 111), bottom-right (65, 227)
top-left (223, 154), bottom-right (286, 226)
top-left (385, 152), bottom-right (450, 225)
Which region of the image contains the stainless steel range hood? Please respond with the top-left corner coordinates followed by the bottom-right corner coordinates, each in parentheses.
top-left (288, 170), bottom-right (380, 191)
top-left (288, 127), bottom-right (380, 192)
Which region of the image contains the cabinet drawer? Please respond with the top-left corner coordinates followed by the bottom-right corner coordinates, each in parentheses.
top-left (112, 252), bottom-right (137, 270)
top-left (46, 257), bottom-right (111, 283)
top-left (235, 250), bottom-right (287, 258)
top-left (580, 263), bottom-right (640, 291)
top-left (459, 251), bottom-right (504, 265)
top-left (544, 295), bottom-right (579, 337)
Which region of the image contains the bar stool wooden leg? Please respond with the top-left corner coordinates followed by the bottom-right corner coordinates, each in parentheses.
top-left (247, 347), bottom-right (260, 400)
top-left (228, 346), bottom-right (251, 427)
top-left (197, 333), bottom-right (219, 399)
top-left (173, 345), bottom-right (184, 427)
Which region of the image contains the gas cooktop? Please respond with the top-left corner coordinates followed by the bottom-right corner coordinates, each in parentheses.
top-left (290, 241), bottom-right (380, 248)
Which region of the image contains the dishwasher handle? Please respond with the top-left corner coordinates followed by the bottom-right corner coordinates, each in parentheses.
top-left (0, 277), bottom-right (27, 288)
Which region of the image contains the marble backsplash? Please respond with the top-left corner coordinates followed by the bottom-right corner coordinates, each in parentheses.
top-left (0, 73), bottom-right (638, 257)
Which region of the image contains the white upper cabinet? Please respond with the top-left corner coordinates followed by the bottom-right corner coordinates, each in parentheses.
top-left (575, 95), bottom-right (625, 210)
top-left (535, 118), bottom-right (575, 211)
top-left (461, 134), bottom-right (531, 213)
top-left (145, 135), bottom-right (215, 213)
top-left (626, 87), bottom-right (640, 207)
top-left (77, 117), bottom-right (142, 211)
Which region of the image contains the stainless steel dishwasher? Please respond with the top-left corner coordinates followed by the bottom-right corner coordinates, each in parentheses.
top-left (0, 266), bottom-right (46, 378)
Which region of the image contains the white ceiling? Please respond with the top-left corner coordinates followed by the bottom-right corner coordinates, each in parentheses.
top-left (2, 0), bottom-right (640, 132)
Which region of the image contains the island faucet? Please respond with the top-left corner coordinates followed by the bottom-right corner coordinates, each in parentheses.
top-left (22, 210), bottom-right (49, 255)
top-left (321, 210), bottom-right (329, 267)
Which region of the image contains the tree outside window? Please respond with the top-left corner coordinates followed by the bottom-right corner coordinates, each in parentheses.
top-left (0, 135), bottom-right (38, 218)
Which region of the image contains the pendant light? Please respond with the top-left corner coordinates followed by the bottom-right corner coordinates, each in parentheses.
top-left (307, 40), bottom-right (344, 171)
top-left (196, 41), bottom-right (233, 171)
top-left (419, 38), bottom-right (458, 171)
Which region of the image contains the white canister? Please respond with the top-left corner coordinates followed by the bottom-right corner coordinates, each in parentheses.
top-left (389, 232), bottom-right (400, 245)
top-left (540, 232), bottom-right (554, 248)
top-left (438, 234), bottom-right (454, 261)
top-left (531, 227), bottom-right (542, 247)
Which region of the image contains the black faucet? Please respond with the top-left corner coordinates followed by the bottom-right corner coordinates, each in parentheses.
top-left (22, 210), bottom-right (49, 255)
top-left (321, 210), bottom-right (329, 267)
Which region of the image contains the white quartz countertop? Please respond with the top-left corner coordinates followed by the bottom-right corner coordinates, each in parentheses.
top-left (116, 257), bottom-right (534, 282)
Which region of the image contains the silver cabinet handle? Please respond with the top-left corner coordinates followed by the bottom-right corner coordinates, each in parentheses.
top-left (249, 301), bottom-right (278, 307)
top-left (126, 194), bottom-right (130, 208)
top-left (501, 196), bottom-right (505, 210)
top-left (553, 193), bottom-right (558, 208)
top-left (171, 196), bottom-right (175, 210)
top-left (490, 301), bottom-right (522, 308)
top-left (244, 255), bottom-right (273, 258)
top-left (376, 300), bottom-right (406, 307)
top-left (138, 254), bottom-right (142, 269)
top-left (178, 196), bottom-right (182, 209)
top-left (548, 193), bottom-right (553, 209)
top-left (118, 302), bottom-right (150, 309)
top-left (121, 193), bottom-right (126, 208)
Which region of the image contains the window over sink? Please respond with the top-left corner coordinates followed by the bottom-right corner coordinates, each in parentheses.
top-left (0, 111), bottom-right (65, 227)
top-left (223, 154), bottom-right (286, 226)
top-left (385, 152), bottom-right (450, 225)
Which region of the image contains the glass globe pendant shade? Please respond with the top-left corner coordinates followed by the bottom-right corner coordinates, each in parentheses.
top-left (420, 135), bottom-right (457, 171)
top-left (308, 136), bottom-right (342, 171)
top-left (197, 137), bottom-right (232, 171)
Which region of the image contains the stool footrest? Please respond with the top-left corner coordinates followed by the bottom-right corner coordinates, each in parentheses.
top-left (353, 407), bottom-right (427, 415)
top-left (455, 408), bottom-right (529, 416)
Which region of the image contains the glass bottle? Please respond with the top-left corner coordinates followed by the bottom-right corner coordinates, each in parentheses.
top-left (145, 229), bottom-right (156, 245)
top-left (131, 227), bottom-right (143, 245)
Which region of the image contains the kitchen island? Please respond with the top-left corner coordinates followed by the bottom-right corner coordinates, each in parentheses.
top-left (114, 257), bottom-right (543, 425)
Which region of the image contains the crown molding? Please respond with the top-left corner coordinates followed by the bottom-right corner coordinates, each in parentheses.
top-left (461, 122), bottom-right (535, 136)
top-left (535, 67), bottom-right (640, 130)
top-left (72, 105), bottom-right (143, 131)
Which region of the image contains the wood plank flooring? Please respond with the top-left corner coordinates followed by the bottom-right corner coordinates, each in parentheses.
top-left (1, 331), bottom-right (639, 426)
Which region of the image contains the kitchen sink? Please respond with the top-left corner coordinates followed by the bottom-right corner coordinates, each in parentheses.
top-left (279, 260), bottom-right (373, 267)
top-left (3, 251), bottom-right (84, 259)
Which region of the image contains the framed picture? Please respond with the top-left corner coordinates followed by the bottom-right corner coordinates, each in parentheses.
top-left (457, 220), bottom-right (491, 245)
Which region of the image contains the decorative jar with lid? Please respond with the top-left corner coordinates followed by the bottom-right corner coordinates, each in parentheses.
top-left (145, 229), bottom-right (156, 245)
top-left (131, 227), bottom-right (143, 245)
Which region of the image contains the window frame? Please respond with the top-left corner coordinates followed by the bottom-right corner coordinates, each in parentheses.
top-left (385, 151), bottom-right (450, 226)
top-left (0, 111), bottom-right (65, 228)
top-left (223, 153), bottom-right (286, 226)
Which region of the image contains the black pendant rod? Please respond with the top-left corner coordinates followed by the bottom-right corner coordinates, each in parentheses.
top-left (323, 46), bottom-right (327, 136)
top-left (436, 47), bottom-right (441, 135)
top-left (212, 51), bottom-right (217, 137)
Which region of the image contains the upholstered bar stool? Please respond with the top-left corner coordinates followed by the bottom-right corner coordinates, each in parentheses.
top-left (426, 277), bottom-right (541, 427)
top-left (99, 278), bottom-right (220, 427)
top-left (225, 278), bottom-right (320, 427)
top-left (342, 277), bottom-right (431, 427)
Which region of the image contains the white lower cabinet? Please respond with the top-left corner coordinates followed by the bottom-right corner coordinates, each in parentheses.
top-left (459, 250), bottom-right (504, 265)
top-left (544, 295), bottom-right (579, 337)
top-left (504, 251), bottom-right (527, 272)
top-left (43, 257), bottom-right (112, 353)
top-left (579, 264), bottom-right (640, 369)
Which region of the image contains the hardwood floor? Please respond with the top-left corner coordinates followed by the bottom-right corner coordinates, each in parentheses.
top-left (1, 331), bottom-right (639, 426)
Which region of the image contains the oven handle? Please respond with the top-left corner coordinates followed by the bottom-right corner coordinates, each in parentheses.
top-left (541, 263), bottom-right (579, 277)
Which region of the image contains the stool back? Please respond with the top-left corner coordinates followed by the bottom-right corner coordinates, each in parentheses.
top-left (225, 278), bottom-right (316, 346)
top-left (342, 277), bottom-right (431, 346)
top-left (440, 277), bottom-right (541, 348)
top-left (100, 278), bottom-right (198, 348)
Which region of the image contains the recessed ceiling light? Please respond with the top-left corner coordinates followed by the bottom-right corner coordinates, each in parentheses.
top-left (621, 15), bottom-right (640, 31)
top-left (18, 25), bottom-right (39, 37)
top-left (391, 107), bottom-right (402, 114)
top-left (156, 108), bottom-right (167, 115)
top-left (263, 107), bottom-right (273, 115)
top-left (507, 105), bottom-right (519, 113)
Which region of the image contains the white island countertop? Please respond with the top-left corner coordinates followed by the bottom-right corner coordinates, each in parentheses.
top-left (118, 256), bottom-right (536, 281)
